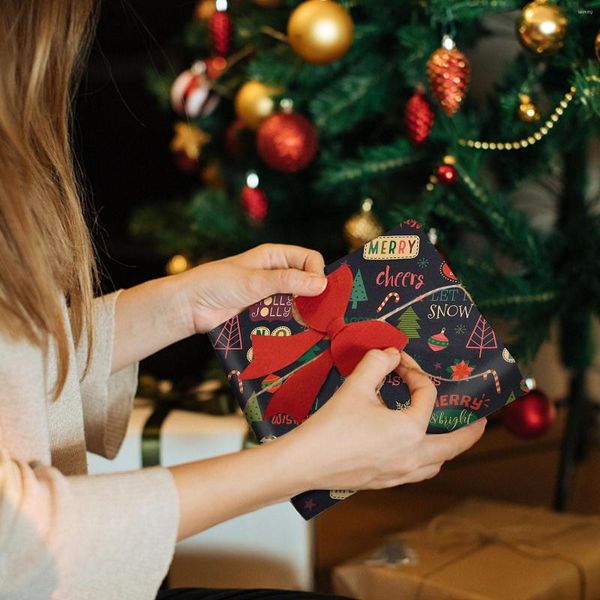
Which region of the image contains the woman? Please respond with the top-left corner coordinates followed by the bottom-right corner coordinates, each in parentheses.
top-left (0, 2), bottom-right (486, 599)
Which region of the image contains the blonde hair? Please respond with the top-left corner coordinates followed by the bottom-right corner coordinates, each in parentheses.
top-left (0, 0), bottom-right (99, 396)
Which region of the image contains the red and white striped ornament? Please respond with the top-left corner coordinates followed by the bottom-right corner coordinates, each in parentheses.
top-left (170, 62), bottom-right (220, 118)
top-left (209, 0), bottom-right (232, 56)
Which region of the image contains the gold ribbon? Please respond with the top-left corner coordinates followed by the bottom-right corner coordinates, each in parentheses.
top-left (411, 514), bottom-right (596, 600)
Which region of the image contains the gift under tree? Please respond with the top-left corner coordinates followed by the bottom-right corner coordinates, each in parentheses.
top-left (136, 0), bottom-right (600, 508)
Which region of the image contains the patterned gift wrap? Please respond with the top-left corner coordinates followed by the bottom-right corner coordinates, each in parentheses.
top-left (209, 221), bottom-right (526, 519)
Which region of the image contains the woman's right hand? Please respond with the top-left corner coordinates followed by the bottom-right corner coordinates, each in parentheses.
top-left (170, 348), bottom-right (485, 541)
top-left (279, 349), bottom-right (486, 492)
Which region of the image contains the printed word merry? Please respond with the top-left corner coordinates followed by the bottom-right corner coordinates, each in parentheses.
top-left (427, 303), bottom-right (473, 320)
top-left (435, 393), bottom-right (488, 411)
top-left (363, 235), bottom-right (420, 260)
top-left (375, 265), bottom-right (424, 290)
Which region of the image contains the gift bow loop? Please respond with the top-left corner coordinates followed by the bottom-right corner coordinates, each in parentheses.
top-left (240, 265), bottom-right (408, 422)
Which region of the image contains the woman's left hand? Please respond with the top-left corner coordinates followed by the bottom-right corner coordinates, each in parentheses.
top-left (176, 244), bottom-right (327, 334)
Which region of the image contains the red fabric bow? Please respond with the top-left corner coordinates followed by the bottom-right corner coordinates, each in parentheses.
top-left (240, 265), bottom-right (408, 422)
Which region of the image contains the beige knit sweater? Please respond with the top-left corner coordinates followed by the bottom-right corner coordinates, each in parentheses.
top-left (0, 291), bottom-right (179, 600)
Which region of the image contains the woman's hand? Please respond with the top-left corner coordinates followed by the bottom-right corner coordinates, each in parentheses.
top-left (170, 350), bottom-right (486, 540)
top-left (175, 243), bottom-right (327, 334)
top-left (277, 350), bottom-right (486, 491)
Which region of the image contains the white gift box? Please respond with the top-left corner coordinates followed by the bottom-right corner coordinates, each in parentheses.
top-left (87, 400), bottom-right (314, 590)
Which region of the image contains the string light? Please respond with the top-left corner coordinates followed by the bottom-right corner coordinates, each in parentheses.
top-left (458, 85), bottom-right (576, 151)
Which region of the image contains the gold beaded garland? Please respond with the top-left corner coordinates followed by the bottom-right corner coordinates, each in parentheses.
top-left (459, 86), bottom-right (576, 151)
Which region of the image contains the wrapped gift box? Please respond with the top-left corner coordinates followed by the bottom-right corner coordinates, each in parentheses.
top-left (209, 221), bottom-right (527, 519)
top-left (333, 497), bottom-right (600, 600)
top-left (87, 400), bottom-right (314, 590)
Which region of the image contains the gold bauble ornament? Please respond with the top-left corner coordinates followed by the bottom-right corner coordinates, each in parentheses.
top-left (595, 31), bottom-right (600, 62)
top-left (166, 254), bottom-right (190, 275)
top-left (194, 0), bottom-right (216, 21)
top-left (517, 94), bottom-right (541, 122)
top-left (234, 81), bottom-right (282, 129)
top-left (343, 198), bottom-right (384, 251)
top-left (517, 1), bottom-right (568, 54)
top-left (287, 0), bottom-right (354, 65)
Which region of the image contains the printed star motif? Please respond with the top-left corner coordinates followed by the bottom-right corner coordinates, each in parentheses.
top-left (447, 359), bottom-right (475, 380)
top-left (417, 257), bottom-right (430, 269)
top-left (454, 324), bottom-right (467, 335)
top-left (434, 362), bottom-right (442, 370)
top-left (303, 498), bottom-right (316, 511)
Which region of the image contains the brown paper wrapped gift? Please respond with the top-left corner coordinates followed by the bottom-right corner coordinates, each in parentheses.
top-left (333, 498), bottom-right (600, 600)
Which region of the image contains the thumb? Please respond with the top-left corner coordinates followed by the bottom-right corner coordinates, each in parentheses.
top-left (258, 268), bottom-right (327, 297)
top-left (347, 348), bottom-right (401, 392)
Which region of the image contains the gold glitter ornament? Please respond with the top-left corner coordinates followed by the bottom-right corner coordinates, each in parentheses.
top-left (518, 94), bottom-right (541, 122)
top-left (343, 198), bottom-right (384, 251)
top-left (427, 36), bottom-right (471, 117)
top-left (234, 81), bottom-right (282, 129)
top-left (287, 0), bottom-right (354, 65)
top-left (517, 1), bottom-right (568, 54)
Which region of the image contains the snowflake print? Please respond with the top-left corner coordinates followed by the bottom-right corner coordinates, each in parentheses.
top-left (454, 324), bottom-right (467, 335)
top-left (447, 359), bottom-right (475, 380)
top-left (434, 362), bottom-right (442, 370)
top-left (417, 257), bottom-right (430, 269)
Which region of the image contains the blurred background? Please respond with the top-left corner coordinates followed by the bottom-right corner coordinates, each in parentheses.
top-left (75, 0), bottom-right (209, 380)
top-left (80, 1), bottom-right (600, 594)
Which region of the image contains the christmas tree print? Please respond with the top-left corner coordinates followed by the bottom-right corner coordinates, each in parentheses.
top-left (244, 393), bottom-right (263, 423)
top-left (213, 315), bottom-right (242, 357)
top-left (396, 306), bottom-right (421, 338)
top-left (350, 269), bottom-right (368, 309)
top-left (505, 391), bottom-right (516, 405)
top-left (298, 344), bottom-right (322, 363)
top-left (466, 315), bottom-right (498, 358)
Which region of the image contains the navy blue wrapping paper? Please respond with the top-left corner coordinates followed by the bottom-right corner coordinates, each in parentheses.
top-left (209, 221), bottom-right (527, 519)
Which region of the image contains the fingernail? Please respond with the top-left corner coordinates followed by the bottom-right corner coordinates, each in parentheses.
top-left (308, 275), bottom-right (327, 292)
top-left (385, 347), bottom-right (400, 357)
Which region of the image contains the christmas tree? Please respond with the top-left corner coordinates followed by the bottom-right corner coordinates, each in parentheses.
top-left (244, 392), bottom-right (263, 423)
top-left (397, 306), bottom-right (421, 339)
top-left (349, 269), bottom-right (367, 309)
top-left (136, 0), bottom-right (600, 371)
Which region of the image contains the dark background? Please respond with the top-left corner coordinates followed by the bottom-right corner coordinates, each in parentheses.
top-left (75, 0), bottom-right (211, 380)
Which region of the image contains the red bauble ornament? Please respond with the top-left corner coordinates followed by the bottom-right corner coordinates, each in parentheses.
top-left (405, 88), bottom-right (434, 146)
top-left (427, 36), bottom-right (470, 117)
top-left (209, 8), bottom-right (232, 56)
top-left (502, 389), bottom-right (556, 439)
top-left (437, 163), bottom-right (458, 185)
top-left (171, 65), bottom-right (219, 118)
top-left (172, 151), bottom-right (198, 175)
top-left (240, 184), bottom-right (268, 223)
top-left (257, 112), bottom-right (318, 173)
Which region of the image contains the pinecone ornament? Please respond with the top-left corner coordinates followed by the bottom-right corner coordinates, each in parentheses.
top-left (405, 86), bottom-right (434, 146)
top-left (427, 36), bottom-right (470, 117)
top-left (209, 3), bottom-right (232, 55)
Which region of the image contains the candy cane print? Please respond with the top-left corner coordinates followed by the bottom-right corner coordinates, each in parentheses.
top-left (376, 292), bottom-right (400, 313)
top-left (483, 369), bottom-right (501, 394)
top-left (227, 369), bottom-right (244, 394)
